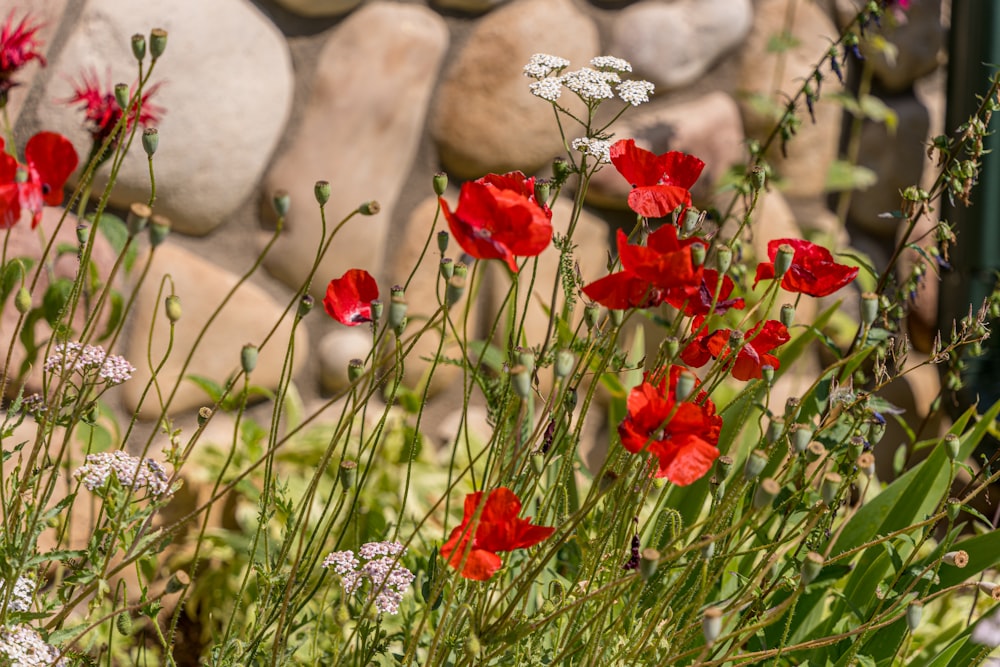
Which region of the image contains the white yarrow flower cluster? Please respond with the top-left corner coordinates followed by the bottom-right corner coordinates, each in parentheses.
top-left (590, 56), bottom-right (632, 73)
top-left (322, 541), bottom-right (414, 615)
top-left (0, 624), bottom-right (66, 666)
top-left (44, 342), bottom-right (135, 386)
top-left (616, 79), bottom-right (655, 106)
top-left (0, 577), bottom-right (35, 613)
top-left (525, 54), bottom-right (654, 107)
top-left (528, 78), bottom-right (563, 102)
top-left (571, 137), bottom-right (612, 164)
top-left (561, 68), bottom-right (618, 102)
top-left (73, 451), bottom-right (171, 496)
top-left (523, 53), bottom-right (570, 79)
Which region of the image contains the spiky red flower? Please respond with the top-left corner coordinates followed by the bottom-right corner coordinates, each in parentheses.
top-left (441, 487), bottom-right (555, 581)
top-left (323, 269), bottom-right (379, 326)
top-left (618, 366), bottom-right (721, 485)
top-left (0, 12), bottom-right (45, 100)
top-left (65, 69), bottom-right (163, 146)
top-left (0, 132), bottom-right (78, 228)
top-left (610, 139), bottom-right (705, 218)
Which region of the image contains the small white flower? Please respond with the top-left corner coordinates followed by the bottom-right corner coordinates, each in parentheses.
top-left (322, 541), bottom-right (414, 615)
top-left (0, 577), bottom-right (35, 613)
top-left (590, 56), bottom-right (633, 73)
top-left (571, 137), bottom-right (612, 164)
top-left (44, 342), bottom-right (135, 386)
top-left (73, 451), bottom-right (171, 496)
top-left (616, 79), bottom-right (655, 106)
top-left (529, 77), bottom-right (563, 102)
top-left (0, 624), bottom-right (66, 666)
top-left (562, 68), bottom-right (619, 103)
top-left (523, 53), bottom-right (570, 79)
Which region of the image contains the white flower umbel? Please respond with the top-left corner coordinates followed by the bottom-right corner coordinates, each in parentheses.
top-left (529, 77), bottom-right (563, 102)
top-left (616, 79), bottom-right (655, 107)
top-left (0, 576), bottom-right (35, 613)
top-left (322, 541), bottom-right (414, 615)
top-left (0, 624), bottom-right (66, 666)
top-left (73, 451), bottom-right (171, 496)
top-left (590, 56), bottom-right (633, 73)
top-left (523, 53), bottom-right (570, 79)
top-left (571, 137), bottom-right (612, 164)
top-left (44, 342), bottom-right (135, 386)
top-left (561, 68), bottom-right (619, 103)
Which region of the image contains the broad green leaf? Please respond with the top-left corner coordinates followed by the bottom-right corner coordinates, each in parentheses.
top-left (42, 277), bottom-right (73, 326)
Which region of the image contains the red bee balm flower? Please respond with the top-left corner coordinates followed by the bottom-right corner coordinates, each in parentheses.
top-left (582, 225), bottom-right (703, 310)
top-left (681, 319), bottom-right (790, 381)
top-left (619, 366), bottom-right (722, 485)
top-left (754, 238), bottom-right (859, 297)
top-left (0, 12), bottom-right (45, 100)
top-left (65, 69), bottom-right (163, 146)
top-left (323, 268), bottom-right (379, 326)
top-left (0, 132), bottom-right (78, 228)
top-left (441, 487), bottom-right (555, 581)
top-left (439, 171), bottom-right (552, 273)
top-left (610, 138), bottom-right (705, 218)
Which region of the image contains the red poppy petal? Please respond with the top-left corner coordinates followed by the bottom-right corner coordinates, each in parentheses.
top-left (0, 151), bottom-right (16, 182)
top-left (627, 185), bottom-right (691, 219)
top-left (653, 433), bottom-right (719, 486)
top-left (0, 183), bottom-right (21, 228)
top-left (754, 261), bottom-right (776, 288)
top-left (582, 271), bottom-right (660, 310)
top-left (610, 138), bottom-right (664, 187)
top-left (658, 151), bottom-right (705, 189)
top-left (25, 132), bottom-right (79, 205)
top-left (457, 548), bottom-right (503, 581)
top-left (323, 268), bottom-right (378, 326)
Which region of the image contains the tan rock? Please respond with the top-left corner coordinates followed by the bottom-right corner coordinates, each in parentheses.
top-left (262, 3), bottom-right (448, 297)
top-left (272, 0), bottom-right (362, 18)
top-left (430, 0), bottom-right (598, 179)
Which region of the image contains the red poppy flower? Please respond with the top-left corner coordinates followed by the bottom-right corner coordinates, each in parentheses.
top-left (323, 268), bottom-right (379, 326)
top-left (619, 366), bottom-right (721, 485)
top-left (0, 132), bottom-right (78, 228)
top-left (582, 225), bottom-right (703, 310)
top-left (439, 171), bottom-right (552, 273)
top-left (681, 319), bottom-right (790, 381)
top-left (666, 269), bottom-right (745, 317)
top-left (0, 12), bottom-right (45, 100)
top-left (754, 238), bottom-right (859, 297)
top-left (610, 138), bottom-right (705, 218)
top-left (65, 69), bottom-right (163, 146)
top-left (440, 487), bottom-right (555, 581)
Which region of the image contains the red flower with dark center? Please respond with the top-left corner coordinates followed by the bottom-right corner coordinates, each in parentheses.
top-left (754, 238), bottom-right (859, 297)
top-left (0, 12), bottom-right (45, 100)
top-left (618, 366), bottom-right (722, 485)
top-left (610, 138), bottom-right (705, 218)
top-left (439, 171), bottom-right (552, 273)
top-left (681, 318), bottom-right (790, 381)
top-left (323, 268), bottom-right (379, 326)
top-left (582, 225), bottom-right (703, 310)
top-left (440, 487), bottom-right (555, 581)
top-left (0, 132), bottom-right (78, 228)
top-left (65, 69), bottom-right (163, 146)
top-left (666, 269), bottom-right (745, 317)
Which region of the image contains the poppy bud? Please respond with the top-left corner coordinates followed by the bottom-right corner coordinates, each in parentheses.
top-left (339, 460), bottom-right (357, 492)
top-left (272, 190), bottom-right (290, 217)
top-left (857, 452), bottom-right (875, 478)
top-left (14, 286), bottom-right (31, 314)
top-left (114, 83), bottom-right (130, 111)
top-left (761, 365), bottom-right (775, 385)
top-left (76, 223), bottom-right (90, 247)
top-left (197, 406), bottom-right (212, 426)
top-left (142, 127), bottom-right (159, 156)
top-left (165, 295), bottom-right (182, 322)
top-left (165, 570), bottom-right (189, 594)
top-left (728, 329), bottom-right (743, 348)
top-left (766, 418), bottom-right (783, 445)
top-left (690, 242), bottom-right (706, 267)
top-left (440, 258), bottom-right (454, 279)
top-left (979, 582), bottom-right (1000, 601)
top-left (821, 472), bottom-right (841, 506)
top-left (297, 294), bottom-right (314, 319)
top-left (314, 180), bottom-right (331, 206)
top-left (358, 200), bottom-right (380, 216)
top-left (370, 299), bottom-right (383, 323)
top-left (131, 33), bottom-right (146, 61)
top-left (715, 245), bottom-right (732, 274)
top-left (149, 28), bottom-right (168, 60)
top-left (682, 207), bottom-right (701, 234)
top-left (754, 478), bottom-right (780, 510)
top-left (149, 214), bottom-right (170, 248)
top-left (940, 550), bottom-right (969, 569)
top-left (780, 303), bottom-right (795, 329)
top-left (446, 275), bottom-right (466, 308)
top-left (750, 165), bottom-right (766, 191)
top-left (801, 551), bottom-right (824, 585)
top-left (437, 230), bottom-right (449, 253)
top-left (906, 601), bottom-right (923, 632)
top-left (806, 441), bottom-right (826, 461)
top-left (943, 433), bottom-right (960, 461)
top-left (511, 364), bottom-right (531, 399)
top-left (610, 309), bottom-right (624, 326)
top-left (861, 292), bottom-right (878, 326)
top-left (584, 303), bottom-right (600, 330)
top-left (555, 350), bottom-right (574, 379)
top-left (663, 337), bottom-right (679, 359)
top-left (240, 344), bottom-right (258, 375)
top-left (534, 178), bottom-right (551, 206)
top-left (117, 611), bottom-right (133, 636)
top-left (790, 423), bottom-right (812, 452)
top-left (552, 156), bottom-right (572, 182)
top-left (639, 548), bottom-right (660, 581)
top-left (946, 497), bottom-right (961, 522)
top-left (784, 396), bottom-right (800, 421)
top-left (715, 455), bottom-right (733, 479)
top-left (702, 607), bottom-right (722, 646)
top-left (127, 202), bottom-right (152, 236)
top-left (389, 286), bottom-right (407, 331)
top-left (674, 370), bottom-right (695, 401)
top-left (848, 436), bottom-right (864, 461)
top-left (744, 450), bottom-right (768, 480)
top-left (433, 172), bottom-right (448, 196)
top-left (868, 417), bottom-right (886, 445)
top-left (348, 358), bottom-right (364, 382)
top-left (774, 244), bottom-right (794, 279)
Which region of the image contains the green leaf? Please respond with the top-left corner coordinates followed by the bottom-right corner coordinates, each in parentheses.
top-left (91, 212), bottom-right (139, 273)
top-left (42, 278), bottom-right (74, 327)
top-left (826, 160), bottom-right (878, 192)
top-left (185, 374), bottom-right (224, 403)
top-left (466, 340), bottom-right (506, 374)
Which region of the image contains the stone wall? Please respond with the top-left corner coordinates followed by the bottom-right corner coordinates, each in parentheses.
top-left (2, 0), bottom-right (947, 440)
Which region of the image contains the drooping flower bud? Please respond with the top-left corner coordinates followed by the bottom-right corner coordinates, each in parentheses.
top-left (117, 611), bottom-right (134, 636)
top-left (272, 190), bottom-right (291, 217)
top-left (358, 200), bottom-right (380, 216)
top-left (433, 172), bottom-right (448, 196)
top-left (774, 244), bottom-right (795, 279)
top-left (149, 28), bottom-right (168, 60)
top-left (149, 214), bottom-right (170, 248)
top-left (142, 127), bottom-right (158, 156)
top-left (165, 295), bottom-right (182, 323)
top-left (13, 284), bottom-right (30, 314)
top-left (314, 180), bottom-right (331, 206)
top-left (241, 344), bottom-right (258, 375)
top-left (114, 83), bottom-right (130, 112)
top-left (131, 33), bottom-right (147, 61)
top-left (127, 202), bottom-right (152, 236)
